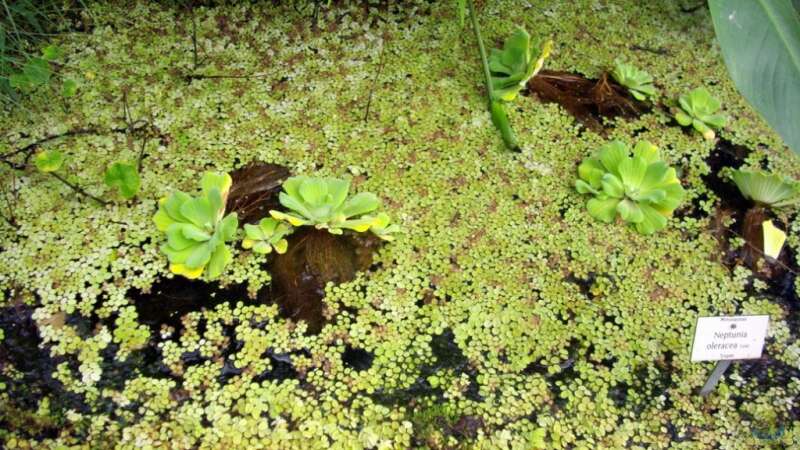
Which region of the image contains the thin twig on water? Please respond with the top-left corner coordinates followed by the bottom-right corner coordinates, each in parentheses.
top-left (50, 172), bottom-right (108, 205)
top-left (364, 40), bottom-right (388, 124)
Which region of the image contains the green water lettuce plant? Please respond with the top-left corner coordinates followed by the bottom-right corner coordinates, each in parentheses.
top-left (367, 212), bottom-right (400, 242)
top-left (104, 162), bottom-right (140, 200)
top-left (153, 172), bottom-right (238, 280)
top-left (242, 218), bottom-right (293, 255)
top-left (610, 62), bottom-right (656, 101)
top-left (730, 169), bottom-right (800, 209)
top-left (270, 176), bottom-right (398, 240)
top-left (674, 87), bottom-right (727, 140)
top-left (575, 140), bottom-right (685, 234)
top-left (488, 27), bottom-right (552, 102)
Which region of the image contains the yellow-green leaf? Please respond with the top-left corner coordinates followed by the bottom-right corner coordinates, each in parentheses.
top-left (762, 220), bottom-right (786, 259)
top-left (34, 150), bottom-right (64, 173)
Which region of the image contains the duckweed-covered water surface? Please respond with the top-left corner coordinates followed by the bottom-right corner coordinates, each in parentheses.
top-left (1, 1), bottom-right (799, 448)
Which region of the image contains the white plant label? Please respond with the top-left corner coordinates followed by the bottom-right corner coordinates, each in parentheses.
top-left (690, 315), bottom-right (769, 362)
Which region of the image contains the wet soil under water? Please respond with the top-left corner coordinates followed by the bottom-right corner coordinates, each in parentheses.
top-left (268, 228), bottom-right (382, 333)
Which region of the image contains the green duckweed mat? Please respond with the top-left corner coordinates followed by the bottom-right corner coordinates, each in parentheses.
top-left (1, 1), bottom-right (799, 448)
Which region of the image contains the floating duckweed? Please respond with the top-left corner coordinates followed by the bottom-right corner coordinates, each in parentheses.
top-left (0, 0), bottom-right (798, 448)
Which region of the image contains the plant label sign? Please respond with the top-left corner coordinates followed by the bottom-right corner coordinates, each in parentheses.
top-left (691, 315), bottom-right (769, 362)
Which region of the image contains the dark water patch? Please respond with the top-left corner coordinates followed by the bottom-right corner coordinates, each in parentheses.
top-left (563, 272), bottom-right (596, 299)
top-left (371, 329), bottom-right (482, 407)
top-left (226, 162), bottom-right (290, 224)
top-left (602, 314), bottom-right (617, 327)
top-left (737, 357), bottom-right (800, 391)
top-left (545, 338), bottom-right (582, 411)
top-left (371, 376), bottom-right (440, 407)
top-left (629, 351), bottom-right (675, 415)
top-left (735, 357), bottom-right (800, 422)
top-left (267, 228), bottom-right (382, 334)
top-left (666, 422), bottom-right (695, 443)
top-left (218, 359), bottom-right (244, 384)
top-left (342, 346), bottom-right (374, 371)
top-left (525, 70), bottom-right (648, 132)
top-left (96, 344), bottom-right (176, 392)
top-left (609, 382), bottom-right (629, 408)
top-left (675, 191), bottom-right (710, 221)
top-left (217, 325), bottom-right (248, 384)
top-left (129, 226), bottom-right (383, 384)
top-left (0, 304), bottom-right (83, 409)
top-left (180, 349), bottom-right (205, 366)
top-left (131, 276), bottom-right (256, 331)
top-left (0, 303), bottom-right (89, 439)
top-left (253, 349), bottom-right (307, 382)
top-left (702, 139), bottom-right (751, 212)
top-left (557, 204), bottom-right (570, 219)
top-left (125, 276), bottom-right (257, 383)
top-left (64, 311), bottom-right (96, 338)
top-left (430, 329), bottom-right (469, 370)
top-left (428, 330), bottom-right (480, 401)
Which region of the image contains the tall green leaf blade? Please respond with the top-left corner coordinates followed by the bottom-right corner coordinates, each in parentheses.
top-left (709, 0), bottom-right (800, 154)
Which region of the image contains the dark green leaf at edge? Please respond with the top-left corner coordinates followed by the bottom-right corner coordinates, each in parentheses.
top-left (709, 0), bottom-right (800, 154)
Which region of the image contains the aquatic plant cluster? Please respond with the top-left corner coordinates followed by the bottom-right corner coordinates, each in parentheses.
top-left (0, 1), bottom-right (799, 449)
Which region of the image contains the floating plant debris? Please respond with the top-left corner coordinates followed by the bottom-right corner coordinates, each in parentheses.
top-left (226, 162), bottom-right (290, 224)
top-left (526, 70), bottom-right (647, 130)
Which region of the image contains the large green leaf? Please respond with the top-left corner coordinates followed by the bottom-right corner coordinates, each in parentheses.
top-left (104, 162), bottom-right (140, 199)
top-left (709, 0), bottom-right (800, 154)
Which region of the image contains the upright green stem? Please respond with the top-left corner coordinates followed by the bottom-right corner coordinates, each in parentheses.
top-left (466, 0), bottom-right (518, 150)
top-left (467, 0), bottom-right (493, 102)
